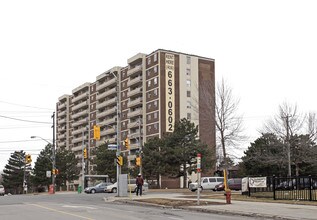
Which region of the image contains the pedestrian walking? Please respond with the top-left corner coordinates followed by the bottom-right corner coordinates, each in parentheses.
top-left (136, 173), bottom-right (144, 196)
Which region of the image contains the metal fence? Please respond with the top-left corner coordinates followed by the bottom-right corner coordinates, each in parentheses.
top-left (249, 176), bottom-right (317, 201)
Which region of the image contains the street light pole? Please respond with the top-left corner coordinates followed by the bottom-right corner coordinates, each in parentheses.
top-left (52, 112), bottom-right (56, 193)
top-left (106, 70), bottom-right (120, 196)
top-left (30, 111), bottom-right (56, 194)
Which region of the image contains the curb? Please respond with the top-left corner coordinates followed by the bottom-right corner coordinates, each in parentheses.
top-left (112, 198), bottom-right (301, 220)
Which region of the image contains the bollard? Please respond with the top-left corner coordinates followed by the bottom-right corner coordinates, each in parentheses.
top-left (225, 190), bottom-right (231, 204)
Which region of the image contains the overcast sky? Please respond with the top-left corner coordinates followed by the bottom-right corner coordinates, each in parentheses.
top-left (1, 0), bottom-right (316, 170)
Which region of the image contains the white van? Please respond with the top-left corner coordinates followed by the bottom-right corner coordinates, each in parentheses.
top-left (189, 177), bottom-right (224, 192)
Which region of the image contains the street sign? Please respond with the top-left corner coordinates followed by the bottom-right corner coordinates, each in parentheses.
top-left (46, 171), bottom-right (51, 178)
top-left (197, 153), bottom-right (201, 172)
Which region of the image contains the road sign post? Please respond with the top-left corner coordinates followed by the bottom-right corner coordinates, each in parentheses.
top-left (197, 153), bottom-right (201, 205)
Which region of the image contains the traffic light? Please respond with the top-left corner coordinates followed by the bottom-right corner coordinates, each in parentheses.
top-left (93, 125), bottom-right (100, 140)
top-left (136, 157), bottom-right (141, 166)
top-left (52, 169), bottom-right (56, 175)
top-left (25, 154), bottom-right (32, 164)
top-left (124, 138), bottom-right (130, 150)
top-left (83, 147), bottom-right (87, 159)
top-left (116, 155), bottom-right (123, 166)
top-left (55, 169), bottom-right (59, 175)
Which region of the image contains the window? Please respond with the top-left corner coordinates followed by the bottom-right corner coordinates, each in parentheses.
top-left (154, 100), bottom-right (157, 107)
top-left (186, 68), bottom-right (191, 76)
top-left (148, 125), bottom-right (152, 132)
top-left (186, 79), bottom-right (191, 87)
top-left (148, 103), bottom-right (152, 109)
top-left (154, 66), bottom-right (157, 73)
top-left (91, 87), bottom-right (94, 92)
top-left (154, 123), bottom-right (158, 130)
top-left (154, 53), bottom-right (157, 62)
top-left (154, 112), bottom-right (158, 119)
top-left (147, 70), bottom-right (150, 77)
top-left (147, 57), bottom-right (151, 65)
top-left (154, 77), bottom-right (158, 85)
top-left (148, 80), bottom-right (151, 87)
top-left (187, 113), bottom-right (191, 120)
top-left (154, 88), bottom-right (158, 96)
top-left (187, 91), bottom-right (191, 97)
top-left (148, 92), bottom-right (151, 99)
top-left (148, 114), bottom-right (151, 120)
top-left (186, 56), bottom-right (191, 64)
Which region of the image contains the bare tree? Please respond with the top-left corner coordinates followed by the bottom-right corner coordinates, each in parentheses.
top-left (262, 102), bottom-right (306, 176)
top-left (215, 78), bottom-right (245, 177)
top-left (307, 112), bottom-right (317, 142)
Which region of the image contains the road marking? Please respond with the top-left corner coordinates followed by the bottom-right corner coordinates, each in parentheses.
top-left (168, 217), bottom-right (183, 220)
top-left (63, 205), bottom-right (97, 210)
top-left (30, 203), bottom-right (95, 220)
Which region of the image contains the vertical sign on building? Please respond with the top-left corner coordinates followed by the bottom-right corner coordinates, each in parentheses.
top-left (165, 53), bottom-right (175, 132)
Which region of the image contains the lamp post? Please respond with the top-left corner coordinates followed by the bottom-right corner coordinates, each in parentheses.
top-left (31, 112), bottom-right (56, 193)
top-left (106, 71), bottom-right (120, 196)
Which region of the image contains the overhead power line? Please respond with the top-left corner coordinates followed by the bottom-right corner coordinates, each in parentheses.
top-left (0, 115), bottom-right (51, 124)
top-left (0, 100), bottom-right (54, 111)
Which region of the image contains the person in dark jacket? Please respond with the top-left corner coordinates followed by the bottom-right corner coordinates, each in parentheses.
top-left (136, 173), bottom-right (144, 196)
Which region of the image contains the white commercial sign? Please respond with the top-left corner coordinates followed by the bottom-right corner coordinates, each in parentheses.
top-left (165, 53), bottom-right (175, 132)
top-left (241, 177), bottom-right (249, 192)
top-left (249, 177), bottom-right (267, 188)
top-left (46, 171), bottom-right (52, 178)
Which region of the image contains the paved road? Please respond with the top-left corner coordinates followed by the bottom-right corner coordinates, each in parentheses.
top-left (0, 192), bottom-right (269, 220)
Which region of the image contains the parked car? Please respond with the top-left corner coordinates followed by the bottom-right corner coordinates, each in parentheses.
top-left (0, 185), bottom-right (5, 196)
top-left (105, 179), bottom-right (149, 193)
top-left (84, 182), bottom-right (113, 194)
top-left (189, 177), bottom-right (224, 192)
top-left (214, 178), bottom-right (242, 191)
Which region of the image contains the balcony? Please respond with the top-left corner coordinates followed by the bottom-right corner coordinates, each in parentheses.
top-left (72, 92), bottom-right (89, 103)
top-left (100, 127), bottom-right (116, 136)
top-left (96, 87), bottom-right (117, 100)
top-left (127, 87), bottom-right (142, 98)
top-left (127, 65), bottom-right (142, 77)
top-left (101, 97), bottom-right (117, 107)
top-left (127, 109), bottom-right (143, 118)
top-left (96, 78), bottom-right (117, 91)
top-left (58, 118), bottom-right (66, 125)
top-left (58, 110), bottom-right (66, 117)
top-left (58, 133), bottom-right (66, 140)
top-left (72, 135), bottom-right (88, 144)
top-left (103, 117), bottom-right (117, 125)
top-left (128, 122), bottom-right (139, 129)
top-left (97, 108), bottom-right (117, 120)
top-left (128, 97), bottom-right (142, 108)
top-left (72, 109), bottom-right (89, 120)
top-left (72, 127), bottom-right (87, 136)
top-left (127, 76), bottom-right (142, 87)
top-left (73, 118), bottom-right (88, 127)
top-left (72, 100), bottom-right (88, 111)
top-left (58, 102), bottom-right (67, 110)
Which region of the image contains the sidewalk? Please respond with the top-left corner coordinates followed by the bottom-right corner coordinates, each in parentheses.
top-left (112, 192), bottom-right (317, 220)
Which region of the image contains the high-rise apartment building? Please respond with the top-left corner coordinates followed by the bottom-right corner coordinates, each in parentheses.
top-left (56, 49), bottom-right (215, 188)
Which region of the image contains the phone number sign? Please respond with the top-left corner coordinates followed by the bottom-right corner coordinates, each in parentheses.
top-left (165, 53), bottom-right (175, 132)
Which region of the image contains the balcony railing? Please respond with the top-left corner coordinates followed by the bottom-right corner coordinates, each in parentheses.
top-left (127, 76), bottom-right (142, 87)
top-left (72, 92), bottom-right (89, 103)
top-left (72, 109), bottom-right (89, 120)
top-left (127, 65), bottom-right (142, 77)
top-left (96, 77), bottom-right (116, 91)
top-left (96, 87), bottom-right (117, 100)
top-left (72, 100), bottom-right (88, 112)
top-left (127, 87), bottom-right (142, 97)
top-left (127, 109), bottom-right (143, 118)
top-left (73, 118), bottom-right (88, 127)
top-left (128, 97), bottom-right (142, 108)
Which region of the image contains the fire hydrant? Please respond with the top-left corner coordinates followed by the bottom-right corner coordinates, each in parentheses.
top-left (225, 190), bottom-right (231, 204)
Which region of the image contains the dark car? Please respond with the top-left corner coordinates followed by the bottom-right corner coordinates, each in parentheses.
top-left (214, 178), bottom-right (242, 191)
top-left (84, 182), bottom-right (113, 194)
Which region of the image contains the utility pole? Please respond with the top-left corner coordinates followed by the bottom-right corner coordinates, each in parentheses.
top-left (52, 112), bottom-right (56, 193)
top-left (138, 115), bottom-right (142, 175)
top-left (81, 129), bottom-right (85, 190)
top-left (285, 115), bottom-right (292, 177)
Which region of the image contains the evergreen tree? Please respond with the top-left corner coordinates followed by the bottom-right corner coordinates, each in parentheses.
top-left (92, 142), bottom-right (117, 182)
top-left (55, 147), bottom-right (80, 189)
top-left (31, 144), bottom-right (52, 191)
top-left (142, 137), bottom-right (164, 187)
top-left (2, 150), bottom-right (31, 194)
top-left (162, 118), bottom-right (214, 187)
